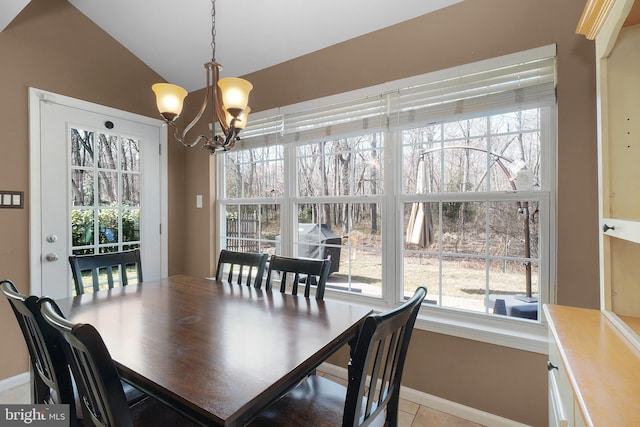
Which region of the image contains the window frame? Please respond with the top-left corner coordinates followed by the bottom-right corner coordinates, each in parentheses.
top-left (216, 45), bottom-right (557, 353)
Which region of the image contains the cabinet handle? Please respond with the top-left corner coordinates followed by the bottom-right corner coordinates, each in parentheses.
top-left (547, 361), bottom-right (558, 371)
top-left (602, 224), bottom-right (615, 232)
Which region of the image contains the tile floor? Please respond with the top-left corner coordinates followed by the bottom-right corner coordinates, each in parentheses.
top-left (316, 372), bottom-right (484, 427)
top-left (1, 377), bottom-right (483, 427)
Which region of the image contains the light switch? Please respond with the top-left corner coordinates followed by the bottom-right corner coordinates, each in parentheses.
top-left (0, 191), bottom-right (24, 209)
top-left (196, 194), bottom-right (203, 208)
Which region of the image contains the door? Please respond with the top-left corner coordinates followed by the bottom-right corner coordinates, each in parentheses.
top-left (30, 89), bottom-right (167, 298)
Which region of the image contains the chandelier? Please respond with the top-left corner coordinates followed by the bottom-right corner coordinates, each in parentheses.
top-left (152, 0), bottom-right (253, 153)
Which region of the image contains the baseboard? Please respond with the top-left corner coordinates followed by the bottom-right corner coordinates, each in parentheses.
top-left (318, 362), bottom-right (529, 427)
top-left (0, 372), bottom-right (29, 393)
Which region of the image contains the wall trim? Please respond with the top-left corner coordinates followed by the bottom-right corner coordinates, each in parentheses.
top-left (318, 362), bottom-right (529, 427)
top-left (0, 372), bottom-right (29, 394)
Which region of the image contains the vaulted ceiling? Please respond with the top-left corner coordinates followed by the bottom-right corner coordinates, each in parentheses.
top-left (2, 0), bottom-right (462, 91)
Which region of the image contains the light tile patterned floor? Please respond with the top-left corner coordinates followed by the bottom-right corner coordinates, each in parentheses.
top-left (318, 373), bottom-right (484, 427)
top-left (1, 377), bottom-right (483, 427)
top-left (0, 382), bottom-right (30, 404)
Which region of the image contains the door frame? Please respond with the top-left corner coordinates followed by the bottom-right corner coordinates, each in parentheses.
top-left (28, 87), bottom-right (168, 295)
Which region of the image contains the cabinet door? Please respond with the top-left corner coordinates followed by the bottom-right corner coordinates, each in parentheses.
top-left (548, 339), bottom-right (572, 426)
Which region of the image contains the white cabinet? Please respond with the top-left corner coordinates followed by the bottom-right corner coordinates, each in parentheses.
top-left (545, 2), bottom-right (640, 425)
top-left (598, 17), bottom-right (640, 348)
top-left (544, 304), bottom-right (640, 425)
top-left (547, 331), bottom-right (588, 427)
top-left (547, 340), bottom-right (571, 427)
top-left (578, 0), bottom-right (640, 347)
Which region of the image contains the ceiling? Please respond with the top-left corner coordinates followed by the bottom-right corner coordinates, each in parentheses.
top-left (2, 0), bottom-right (462, 92)
top-left (59, 0), bottom-right (462, 92)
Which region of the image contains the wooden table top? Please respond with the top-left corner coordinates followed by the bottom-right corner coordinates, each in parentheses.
top-left (55, 275), bottom-right (373, 426)
top-left (544, 304), bottom-right (640, 426)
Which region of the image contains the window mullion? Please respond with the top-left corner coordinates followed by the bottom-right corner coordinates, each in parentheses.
top-left (384, 124), bottom-right (401, 306)
top-left (280, 143), bottom-right (295, 257)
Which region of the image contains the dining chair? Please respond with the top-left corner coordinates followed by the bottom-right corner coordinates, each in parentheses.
top-left (39, 298), bottom-right (199, 427)
top-left (1, 280), bottom-right (77, 421)
top-left (215, 249), bottom-right (268, 287)
top-left (249, 286), bottom-right (427, 427)
top-left (2, 280), bottom-right (147, 425)
top-left (69, 248), bottom-right (143, 296)
top-left (264, 255), bottom-right (331, 300)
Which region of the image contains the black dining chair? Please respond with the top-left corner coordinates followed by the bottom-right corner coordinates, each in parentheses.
top-left (215, 249), bottom-right (268, 287)
top-left (264, 255), bottom-right (331, 300)
top-left (1, 280), bottom-right (147, 425)
top-left (69, 249), bottom-right (143, 296)
top-left (1, 280), bottom-right (77, 421)
top-left (249, 286), bottom-right (427, 427)
top-left (39, 298), bottom-right (199, 427)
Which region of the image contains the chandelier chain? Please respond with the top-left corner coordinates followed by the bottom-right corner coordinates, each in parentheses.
top-left (211, 0), bottom-right (216, 62)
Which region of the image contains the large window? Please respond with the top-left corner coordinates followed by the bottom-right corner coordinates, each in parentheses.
top-left (218, 46), bottom-right (556, 340)
top-left (400, 110), bottom-right (548, 314)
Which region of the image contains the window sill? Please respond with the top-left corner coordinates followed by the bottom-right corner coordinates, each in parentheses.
top-left (325, 293), bottom-right (548, 354)
top-left (415, 306), bottom-right (548, 354)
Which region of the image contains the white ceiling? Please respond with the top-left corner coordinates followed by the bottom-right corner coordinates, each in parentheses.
top-left (0, 0), bottom-right (30, 32)
top-left (70, 0), bottom-right (464, 91)
top-left (5, 0), bottom-right (463, 92)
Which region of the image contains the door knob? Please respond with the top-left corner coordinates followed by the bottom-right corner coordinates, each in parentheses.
top-left (45, 252), bottom-right (59, 262)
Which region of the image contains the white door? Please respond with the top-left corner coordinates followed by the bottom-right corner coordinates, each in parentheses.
top-left (30, 89), bottom-right (167, 298)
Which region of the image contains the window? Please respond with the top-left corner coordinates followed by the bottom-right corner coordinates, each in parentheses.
top-left (71, 128), bottom-right (141, 255)
top-left (221, 145), bottom-right (283, 254)
top-left (294, 135), bottom-right (384, 297)
top-left (400, 110), bottom-right (549, 313)
top-left (218, 45), bottom-right (556, 348)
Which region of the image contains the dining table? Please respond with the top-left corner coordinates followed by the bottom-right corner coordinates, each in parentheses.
top-left (54, 274), bottom-right (373, 426)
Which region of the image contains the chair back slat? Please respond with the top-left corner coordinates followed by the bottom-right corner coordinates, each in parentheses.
top-left (344, 287), bottom-right (426, 427)
top-left (215, 250), bottom-right (268, 287)
top-left (69, 249), bottom-right (143, 296)
top-left (40, 298), bottom-right (134, 427)
top-left (265, 255), bottom-right (331, 300)
top-left (1, 280), bottom-right (77, 424)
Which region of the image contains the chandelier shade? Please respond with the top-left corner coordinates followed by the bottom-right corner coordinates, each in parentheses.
top-left (152, 83), bottom-right (188, 122)
top-left (218, 78), bottom-right (253, 112)
top-left (225, 106), bottom-right (250, 130)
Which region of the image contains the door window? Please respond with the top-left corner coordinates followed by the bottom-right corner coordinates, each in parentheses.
top-left (70, 128), bottom-right (141, 255)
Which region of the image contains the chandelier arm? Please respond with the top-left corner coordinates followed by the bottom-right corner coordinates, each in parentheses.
top-left (168, 122), bottom-right (211, 149)
top-left (203, 123), bottom-right (238, 153)
top-left (224, 137), bottom-right (237, 151)
top-left (211, 62), bottom-right (230, 137)
top-left (175, 68), bottom-right (214, 148)
top-left (165, 121), bottom-right (201, 148)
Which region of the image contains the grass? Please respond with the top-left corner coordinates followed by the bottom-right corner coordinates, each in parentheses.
top-left (78, 265), bottom-right (141, 294)
top-left (327, 252), bottom-right (538, 312)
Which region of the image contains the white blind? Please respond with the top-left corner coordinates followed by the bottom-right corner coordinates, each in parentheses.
top-left (232, 49), bottom-right (556, 147)
top-left (279, 96), bottom-right (387, 144)
top-left (389, 56), bottom-right (556, 129)
top-left (231, 114), bottom-right (283, 148)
